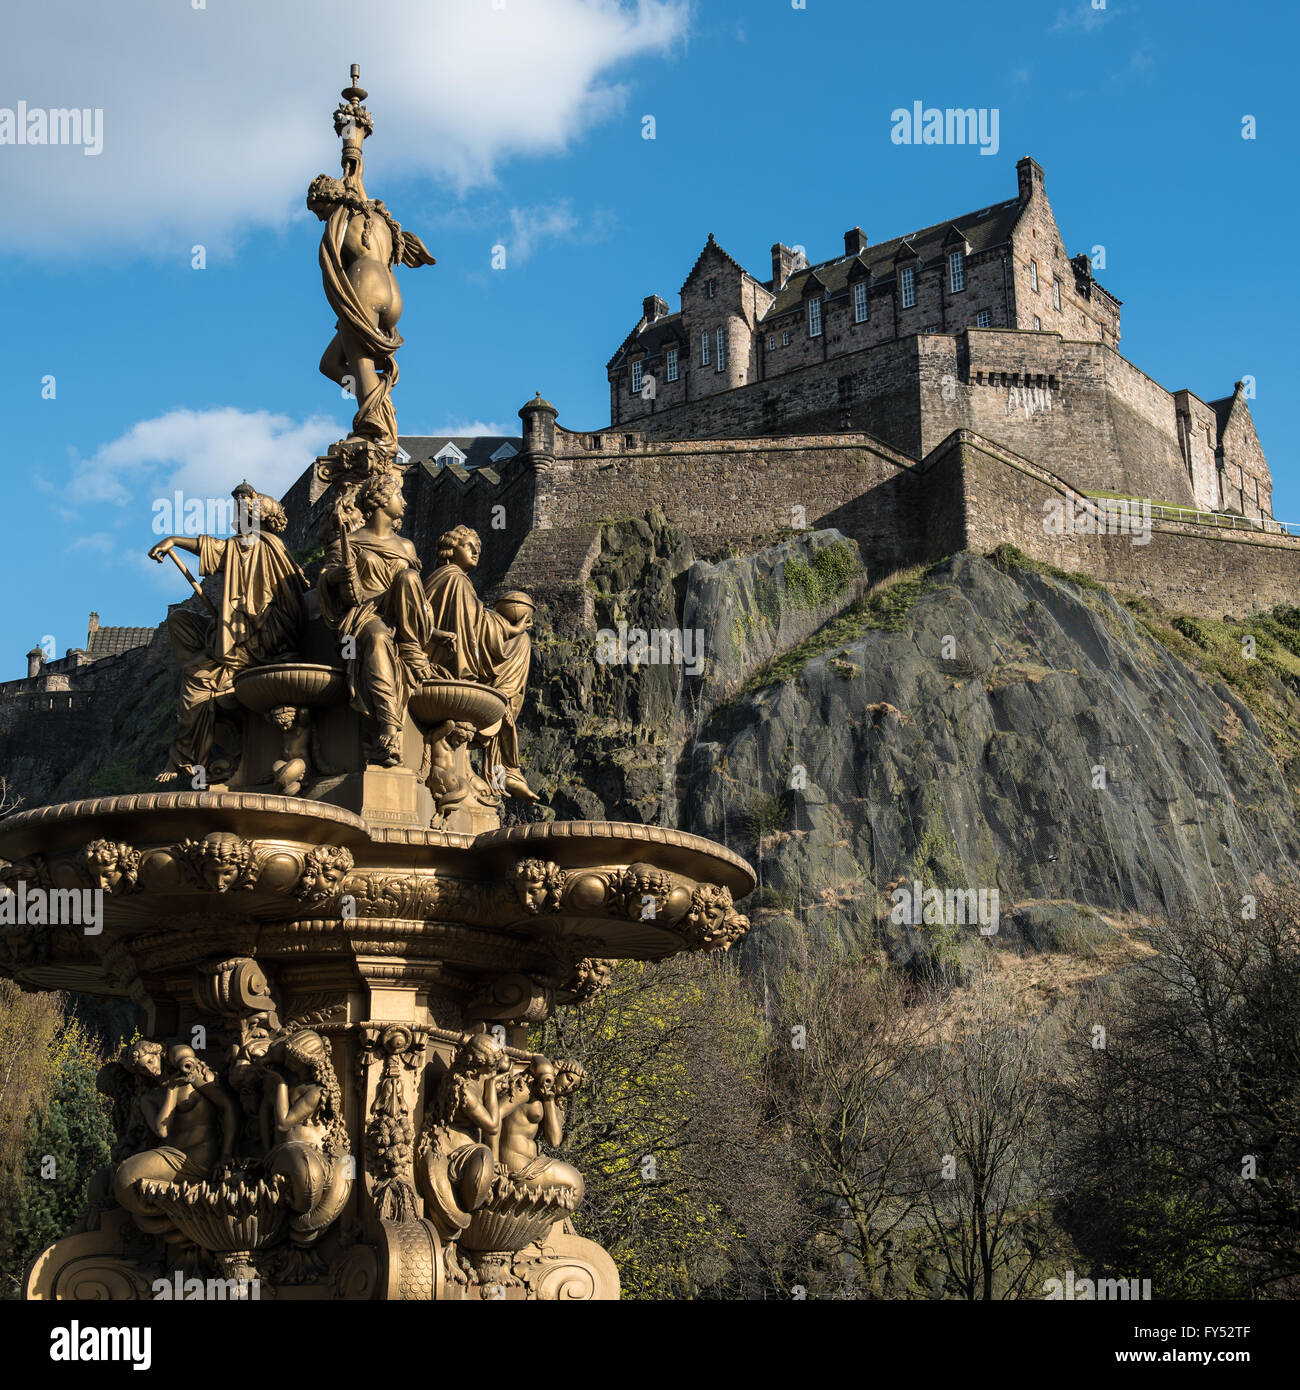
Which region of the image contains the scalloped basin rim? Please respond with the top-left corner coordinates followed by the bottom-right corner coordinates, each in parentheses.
top-left (408, 679), bottom-right (507, 730)
top-left (0, 800), bottom-right (755, 896)
top-left (232, 663), bottom-right (348, 713)
top-left (474, 820), bottom-right (756, 896)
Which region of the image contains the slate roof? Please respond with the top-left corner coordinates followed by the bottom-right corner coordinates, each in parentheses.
top-left (85, 625), bottom-right (153, 659)
top-left (396, 435), bottom-right (521, 474)
top-left (762, 198), bottom-right (1023, 318)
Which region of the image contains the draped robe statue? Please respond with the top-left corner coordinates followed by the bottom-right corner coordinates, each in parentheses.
top-left (317, 472), bottom-right (435, 766)
top-left (423, 527), bottom-right (537, 801)
top-left (149, 491), bottom-right (307, 782)
top-left (308, 163), bottom-right (434, 451)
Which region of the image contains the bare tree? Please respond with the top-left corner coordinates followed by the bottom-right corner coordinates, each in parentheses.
top-left (766, 942), bottom-right (940, 1297)
top-left (915, 963), bottom-right (1056, 1299)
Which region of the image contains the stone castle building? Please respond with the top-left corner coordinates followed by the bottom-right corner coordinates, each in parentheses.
top-left (603, 156), bottom-right (1271, 522)
top-left (280, 154), bottom-right (1297, 633)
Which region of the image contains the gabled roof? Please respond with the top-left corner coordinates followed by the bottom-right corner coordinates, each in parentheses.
top-left (762, 196), bottom-right (1022, 319)
top-left (606, 310), bottom-right (685, 373)
top-left (396, 435), bottom-right (522, 472)
top-left (86, 625), bottom-right (153, 660)
top-left (1208, 385), bottom-right (1251, 443)
top-left (678, 232), bottom-right (750, 295)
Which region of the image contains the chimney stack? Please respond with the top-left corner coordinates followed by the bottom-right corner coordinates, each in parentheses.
top-left (844, 227), bottom-right (868, 257)
top-left (771, 243), bottom-right (802, 289)
top-left (1017, 156), bottom-right (1045, 204)
top-left (88, 611), bottom-right (100, 635)
top-left (641, 294), bottom-right (668, 324)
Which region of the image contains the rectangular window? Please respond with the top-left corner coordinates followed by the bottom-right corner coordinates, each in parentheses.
top-left (808, 297), bottom-right (822, 337)
top-left (900, 267), bottom-right (916, 308)
top-left (701, 331), bottom-right (710, 367)
top-left (976, 308), bottom-right (992, 328)
top-left (665, 346), bottom-right (678, 382)
top-left (631, 360), bottom-right (643, 394)
top-left (1053, 277), bottom-right (1061, 310)
top-left (768, 334), bottom-right (775, 350)
top-left (1033, 315), bottom-right (1042, 331)
top-left (1030, 259), bottom-right (1039, 292)
top-left (948, 250), bottom-right (965, 293)
top-left (782, 330), bottom-right (790, 347)
top-left (706, 279), bottom-right (716, 299)
top-left (853, 281), bottom-right (869, 322)
top-left (715, 328), bottom-right (726, 371)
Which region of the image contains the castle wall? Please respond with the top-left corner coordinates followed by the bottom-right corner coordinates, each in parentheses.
top-left (931, 432), bottom-right (1300, 619)
top-left (538, 431), bottom-right (922, 573)
top-left (916, 331), bottom-right (1202, 508)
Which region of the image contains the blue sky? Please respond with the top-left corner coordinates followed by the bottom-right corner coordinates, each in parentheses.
top-left (1, 0), bottom-right (1296, 676)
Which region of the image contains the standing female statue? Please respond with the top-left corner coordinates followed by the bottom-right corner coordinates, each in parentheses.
top-left (307, 79), bottom-right (435, 453)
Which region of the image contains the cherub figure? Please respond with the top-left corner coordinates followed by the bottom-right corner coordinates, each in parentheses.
top-left (266, 704), bottom-right (312, 796)
top-left (495, 1056), bottom-right (586, 1208)
top-left (112, 1042), bottom-right (240, 1236)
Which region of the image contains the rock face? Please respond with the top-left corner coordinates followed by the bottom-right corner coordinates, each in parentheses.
top-left (681, 550), bottom-right (1300, 971)
top-left (4, 519), bottom-right (1299, 982)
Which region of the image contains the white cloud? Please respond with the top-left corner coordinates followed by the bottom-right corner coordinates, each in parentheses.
top-left (2, 0), bottom-right (689, 259)
top-left (506, 201), bottom-right (581, 264)
top-left (67, 407), bottom-right (342, 510)
top-left (1049, 4), bottom-right (1114, 33)
top-left (418, 420), bottom-right (513, 437)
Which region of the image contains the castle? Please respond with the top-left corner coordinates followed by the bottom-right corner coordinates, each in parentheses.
top-left (603, 156), bottom-right (1270, 523)
top-left (277, 154), bottom-right (1292, 632)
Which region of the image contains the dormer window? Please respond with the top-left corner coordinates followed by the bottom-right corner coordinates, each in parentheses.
top-left (948, 250), bottom-right (965, 292)
top-left (434, 442), bottom-right (467, 468)
top-left (853, 281), bottom-right (869, 323)
top-left (665, 346), bottom-right (679, 382)
top-left (489, 443), bottom-right (517, 463)
top-left (715, 329), bottom-right (726, 371)
top-left (701, 331), bottom-right (710, 367)
top-left (1030, 258), bottom-right (1039, 292)
top-left (631, 360), bottom-right (644, 394)
top-left (808, 297), bottom-right (822, 337)
top-left (900, 267), bottom-right (916, 309)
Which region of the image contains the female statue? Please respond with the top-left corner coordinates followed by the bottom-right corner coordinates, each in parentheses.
top-left (423, 526), bottom-right (537, 800)
top-left (318, 471), bottom-right (442, 766)
top-left (149, 489), bottom-right (307, 783)
top-left (308, 162), bottom-right (434, 450)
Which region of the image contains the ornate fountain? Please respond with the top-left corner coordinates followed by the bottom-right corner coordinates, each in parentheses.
top-left (0, 68), bottom-right (752, 1302)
